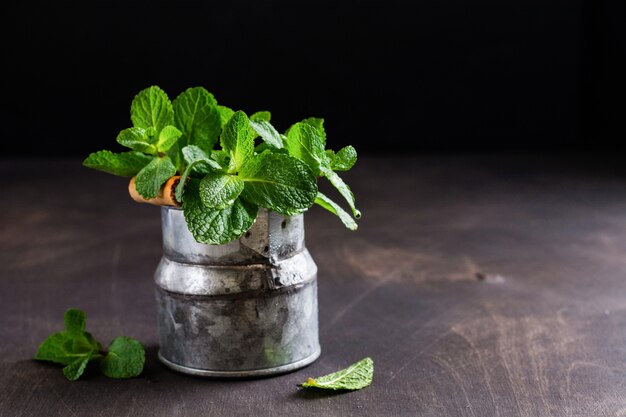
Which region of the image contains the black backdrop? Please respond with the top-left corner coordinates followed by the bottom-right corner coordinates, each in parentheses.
top-left (3, 0), bottom-right (625, 156)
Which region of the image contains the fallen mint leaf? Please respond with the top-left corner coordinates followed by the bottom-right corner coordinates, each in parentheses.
top-left (100, 336), bottom-right (145, 379)
top-left (301, 357), bottom-right (373, 390)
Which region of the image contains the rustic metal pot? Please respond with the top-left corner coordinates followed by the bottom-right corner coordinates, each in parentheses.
top-left (154, 206), bottom-right (320, 377)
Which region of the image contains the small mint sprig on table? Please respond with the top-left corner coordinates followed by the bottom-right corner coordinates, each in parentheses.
top-left (34, 308), bottom-right (145, 381)
top-left (301, 357), bottom-right (374, 390)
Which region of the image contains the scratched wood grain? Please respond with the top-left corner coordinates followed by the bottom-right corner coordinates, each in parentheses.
top-left (1, 156), bottom-right (626, 417)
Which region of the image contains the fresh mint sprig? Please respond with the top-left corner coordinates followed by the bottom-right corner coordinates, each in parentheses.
top-left (35, 308), bottom-right (145, 381)
top-left (83, 85), bottom-right (361, 244)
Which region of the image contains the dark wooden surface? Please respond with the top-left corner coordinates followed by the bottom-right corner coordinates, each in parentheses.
top-left (2, 156), bottom-right (626, 417)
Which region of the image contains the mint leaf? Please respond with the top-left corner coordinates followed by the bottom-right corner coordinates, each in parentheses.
top-left (250, 111), bottom-right (271, 122)
top-left (183, 179), bottom-right (258, 244)
top-left (100, 336), bottom-right (145, 379)
top-left (199, 172), bottom-right (244, 209)
top-left (220, 111), bottom-right (255, 172)
top-left (301, 357), bottom-right (374, 390)
top-left (35, 309), bottom-right (146, 381)
top-left (284, 122), bottom-right (326, 176)
top-left (35, 332), bottom-right (75, 365)
top-left (116, 127), bottom-right (157, 155)
top-left (315, 192), bottom-right (357, 230)
top-left (130, 86), bottom-right (174, 134)
top-left (240, 153), bottom-right (317, 216)
top-left (64, 308), bottom-right (86, 338)
top-left (175, 145), bottom-right (224, 202)
top-left (217, 105), bottom-right (235, 129)
top-left (83, 150), bottom-right (153, 177)
top-left (135, 156), bottom-right (177, 199)
top-left (301, 117), bottom-right (326, 138)
top-left (330, 145), bottom-right (357, 171)
top-left (157, 125), bottom-right (182, 152)
top-left (182, 145), bottom-right (222, 169)
top-left (250, 119), bottom-right (284, 149)
top-left (63, 355), bottom-right (91, 381)
top-left (173, 87), bottom-right (221, 152)
top-left (321, 167), bottom-right (361, 219)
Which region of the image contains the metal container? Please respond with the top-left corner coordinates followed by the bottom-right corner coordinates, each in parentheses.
top-left (154, 206), bottom-right (320, 377)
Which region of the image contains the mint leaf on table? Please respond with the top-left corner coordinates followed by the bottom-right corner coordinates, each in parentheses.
top-left (64, 308), bottom-right (87, 337)
top-left (315, 192), bottom-right (357, 230)
top-left (130, 86), bottom-right (174, 135)
top-left (173, 87), bottom-right (221, 153)
top-left (183, 179), bottom-right (258, 244)
top-left (83, 150), bottom-right (153, 177)
top-left (116, 127), bottom-right (157, 155)
top-left (240, 153), bottom-right (318, 216)
top-left (35, 308), bottom-right (145, 381)
top-left (220, 111), bottom-right (255, 172)
top-left (62, 356), bottom-right (92, 381)
top-left (199, 171), bottom-right (245, 209)
top-left (134, 156), bottom-right (177, 199)
top-left (35, 332), bottom-right (77, 365)
top-left (301, 357), bottom-right (374, 391)
top-left (100, 336), bottom-right (145, 379)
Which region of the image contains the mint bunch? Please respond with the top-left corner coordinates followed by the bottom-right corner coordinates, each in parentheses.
top-left (84, 86), bottom-right (360, 244)
top-left (34, 308), bottom-right (145, 381)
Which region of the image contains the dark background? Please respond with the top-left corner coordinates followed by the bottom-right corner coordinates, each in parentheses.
top-left (3, 0), bottom-right (625, 156)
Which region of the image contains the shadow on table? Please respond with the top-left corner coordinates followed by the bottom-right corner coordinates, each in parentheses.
top-left (292, 388), bottom-right (354, 400)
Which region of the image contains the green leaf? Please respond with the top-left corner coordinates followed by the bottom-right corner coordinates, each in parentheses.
top-left (250, 111), bottom-right (271, 122)
top-left (301, 357), bottom-right (373, 390)
top-left (135, 156), bottom-right (177, 199)
top-left (64, 308), bottom-right (86, 338)
top-left (183, 179), bottom-right (258, 244)
top-left (173, 87), bottom-right (221, 151)
top-left (182, 145), bottom-right (222, 169)
top-left (130, 86), bottom-right (174, 134)
top-left (35, 332), bottom-right (75, 365)
top-left (240, 153), bottom-right (318, 216)
top-left (250, 119), bottom-right (284, 149)
top-left (301, 117), bottom-right (326, 139)
top-left (217, 105), bottom-right (235, 129)
top-left (284, 122), bottom-right (326, 176)
top-left (175, 145), bottom-right (224, 202)
top-left (100, 336), bottom-right (145, 379)
top-left (330, 146), bottom-right (357, 171)
top-left (63, 355), bottom-right (91, 381)
top-left (220, 111), bottom-right (255, 172)
top-left (157, 125), bottom-right (182, 152)
top-left (199, 172), bottom-right (245, 209)
top-left (116, 127), bottom-right (157, 154)
top-left (83, 150), bottom-right (153, 177)
top-left (321, 167), bottom-right (361, 219)
top-left (315, 192), bottom-right (358, 230)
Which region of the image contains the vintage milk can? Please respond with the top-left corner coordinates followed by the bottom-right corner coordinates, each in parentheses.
top-left (154, 206), bottom-right (320, 377)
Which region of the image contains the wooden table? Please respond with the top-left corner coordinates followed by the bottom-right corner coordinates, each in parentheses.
top-left (1, 156), bottom-right (626, 416)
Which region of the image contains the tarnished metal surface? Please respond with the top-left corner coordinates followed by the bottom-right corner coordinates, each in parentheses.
top-left (155, 207), bottom-right (320, 377)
